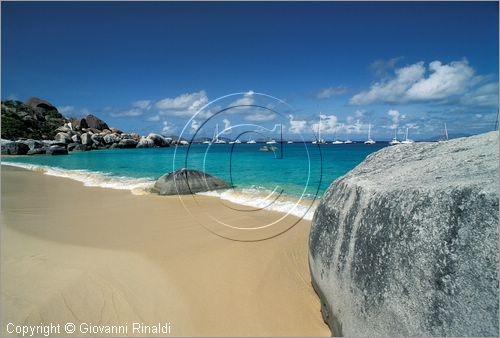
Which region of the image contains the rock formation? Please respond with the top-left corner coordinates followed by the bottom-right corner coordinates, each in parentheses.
top-left (1, 97), bottom-right (187, 156)
top-left (309, 131), bottom-right (499, 336)
top-left (152, 169), bottom-right (231, 195)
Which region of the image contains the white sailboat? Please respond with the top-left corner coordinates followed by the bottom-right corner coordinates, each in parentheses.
top-left (444, 123), bottom-right (449, 140)
top-left (364, 123), bottom-right (376, 144)
top-left (401, 127), bottom-right (414, 144)
top-left (312, 113), bottom-right (326, 144)
top-left (332, 127), bottom-right (343, 144)
top-left (213, 124), bottom-right (226, 144)
top-left (246, 138), bottom-right (256, 144)
top-left (389, 129), bottom-right (400, 145)
top-left (287, 140), bottom-right (293, 144)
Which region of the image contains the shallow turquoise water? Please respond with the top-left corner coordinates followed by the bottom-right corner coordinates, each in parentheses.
top-left (2, 143), bottom-right (386, 200)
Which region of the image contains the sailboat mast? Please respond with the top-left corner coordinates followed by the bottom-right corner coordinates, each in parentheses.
top-left (444, 123), bottom-right (448, 140)
top-left (405, 128), bottom-right (409, 141)
top-left (368, 123), bottom-right (371, 139)
top-left (215, 124), bottom-right (219, 142)
top-left (318, 113), bottom-right (322, 141)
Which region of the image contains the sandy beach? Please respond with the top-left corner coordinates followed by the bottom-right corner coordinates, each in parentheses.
top-left (0, 165), bottom-right (329, 336)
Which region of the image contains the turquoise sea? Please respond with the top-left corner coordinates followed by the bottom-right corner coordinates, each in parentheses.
top-left (2, 143), bottom-right (386, 219)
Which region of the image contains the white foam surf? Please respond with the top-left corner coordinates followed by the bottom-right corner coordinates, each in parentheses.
top-left (2, 162), bottom-right (319, 219)
top-left (198, 186), bottom-right (319, 220)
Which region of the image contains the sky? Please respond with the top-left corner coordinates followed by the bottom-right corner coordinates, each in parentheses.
top-left (2, 1), bottom-right (499, 140)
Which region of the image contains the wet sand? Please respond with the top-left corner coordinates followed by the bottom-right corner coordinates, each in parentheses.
top-left (0, 165), bottom-right (329, 336)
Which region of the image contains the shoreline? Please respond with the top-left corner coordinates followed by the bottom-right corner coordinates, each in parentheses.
top-left (1, 161), bottom-right (319, 220)
top-left (1, 165), bottom-right (329, 336)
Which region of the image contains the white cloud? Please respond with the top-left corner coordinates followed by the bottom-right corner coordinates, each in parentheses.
top-left (406, 60), bottom-right (475, 100)
top-left (312, 114), bottom-right (339, 135)
top-left (369, 57), bottom-right (402, 78)
top-left (245, 112), bottom-right (276, 121)
top-left (161, 121), bottom-right (176, 134)
top-left (316, 86), bottom-right (348, 99)
top-left (461, 82), bottom-right (499, 107)
top-left (132, 100), bottom-right (152, 110)
top-left (350, 59), bottom-right (478, 105)
top-left (475, 114), bottom-right (483, 118)
top-left (354, 110), bottom-right (364, 118)
top-left (58, 106), bottom-right (75, 114)
top-left (156, 90), bottom-right (209, 117)
top-left (147, 114), bottom-right (161, 122)
top-left (388, 109), bottom-right (400, 129)
top-left (191, 119), bottom-right (200, 132)
top-left (110, 109), bottom-right (143, 117)
top-left (222, 118), bottom-right (231, 134)
top-left (228, 92), bottom-right (256, 113)
top-left (288, 115), bottom-right (308, 134)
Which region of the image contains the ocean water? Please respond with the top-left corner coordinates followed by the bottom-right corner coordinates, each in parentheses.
top-left (2, 143), bottom-right (386, 219)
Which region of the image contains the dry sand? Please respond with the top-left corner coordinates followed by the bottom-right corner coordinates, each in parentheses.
top-left (1, 165), bottom-right (329, 336)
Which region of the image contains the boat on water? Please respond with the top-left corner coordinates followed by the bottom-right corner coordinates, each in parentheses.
top-left (312, 113), bottom-right (326, 144)
top-left (364, 123), bottom-right (376, 144)
top-left (389, 129), bottom-right (400, 145)
top-left (247, 139), bottom-right (256, 144)
top-left (229, 139), bottom-right (242, 144)
top-left (343, 139), bottom-right (353, 144)
top-left (401, 127), bottom-right (414, 144)
top-left (202, 140), bottom-right (211, 144)
top-left (332, 127), bottom-right (343, 144)
top-left (266, 139), bottom-right (277, 144)
top-left (259, 145), bottom-right (278, 152)
top-left (287, 140), bottom-right (293, 144)
top-left (212, 124), bottom-right (226, 144)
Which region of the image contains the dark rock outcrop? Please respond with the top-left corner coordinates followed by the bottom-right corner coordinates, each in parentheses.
top-left (309, 132), bottom-right (499, 336)
top-left (147, 133), bottom-right (169, 147)
top-left (25, 97), bottom-right (58, 112)
top-left (1, 99), bottom-right (65, 140)
top-left (1, 139), bottom-right (29, 155)
top-left (117, 139), bottom-right (138, 148)
top-left (46, 145), bottom-right (68, 155)
top-left (152, 169), bottom-right (231, 195)
top-left (84, 114), bottom-right (109, 131)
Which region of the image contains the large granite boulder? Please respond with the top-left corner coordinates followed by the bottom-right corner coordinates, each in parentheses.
top-left (1, 139), bottom-right (29, 155)
top-left (309, 132), bottom-right (499, 337)
top-left (136, 137), bottom-right (155, 148)
top-left (117, 139), bottom-right (138, 148)
top-left (54, 132), bottom-right (71, 144)
top-left (103, 133), bottom-right (120, 144)
top-left (80, 133), bottom-right (93, 146)
top-left (84, 114), bottom-right (109, 131)
top-left (147, 133), bottom-right (168, 147)
top-left (25, 97), bottom-right (58, 112)
top-left (152, 169), bottom-right (231, 195)
top-left (46, 145), bottom-right (68, 155)
top-left (69, 117), bottom-right (88, 131)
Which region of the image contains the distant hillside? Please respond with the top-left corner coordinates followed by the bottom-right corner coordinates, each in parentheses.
top-left (1, 98), bottom-right (66, 140)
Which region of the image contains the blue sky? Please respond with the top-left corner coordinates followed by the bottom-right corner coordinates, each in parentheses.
top-left (2, 1), bottom-right (498, 140)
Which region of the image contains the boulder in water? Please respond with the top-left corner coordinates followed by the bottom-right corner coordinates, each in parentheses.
top-left (136, 137), bottom-right (155, 148)
top-left (309, 132), bottom-right (499, 336)
top-left (46, 145), bottom-right (68, 155)
top-left (117, 139), bottom-right (138, 148)
top-left (153, 169), bottom-right (231, 195)
top-left (147, 133), bottom-right (168, 147)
